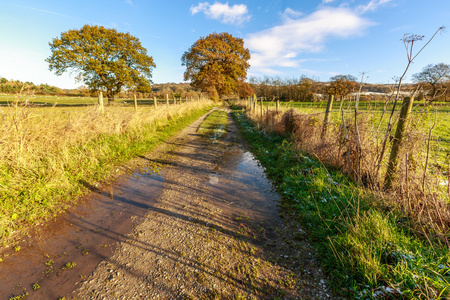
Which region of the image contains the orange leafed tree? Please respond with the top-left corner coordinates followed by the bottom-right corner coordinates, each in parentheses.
top-left (237, 81), bottom-right (255, 99)
top-left (182, 32), bottom-right (251, 100)
top-left (326, 74), bottom-right (357, 101)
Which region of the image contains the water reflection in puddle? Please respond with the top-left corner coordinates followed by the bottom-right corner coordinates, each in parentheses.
top-left (207, 146), bottom-right (281, 233)
top-left (0, 167), bottom-right (163, 299)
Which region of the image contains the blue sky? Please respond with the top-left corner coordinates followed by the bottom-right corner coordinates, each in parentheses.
top-left (0, 0), bottom-right (449, 89)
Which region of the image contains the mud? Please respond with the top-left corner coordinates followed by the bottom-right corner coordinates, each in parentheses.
top-left (0, 169), bottom-right (163, 299)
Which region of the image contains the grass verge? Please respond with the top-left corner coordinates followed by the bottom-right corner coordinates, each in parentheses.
top-left (231, 107), bottom-right (449, 299)
top-left (0, 102), bottom-right (213, 242)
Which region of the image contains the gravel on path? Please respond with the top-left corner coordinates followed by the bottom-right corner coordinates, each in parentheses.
top-left (73, 108), bottom-right (333, 299)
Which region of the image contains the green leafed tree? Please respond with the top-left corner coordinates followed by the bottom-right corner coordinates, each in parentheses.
top-left (46, 24), bottom-right (155, 103)
top-left (181, 32), bottom-right (251, 101)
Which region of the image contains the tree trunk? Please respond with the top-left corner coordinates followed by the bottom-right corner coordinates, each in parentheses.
top-left (106, 89), bottom-right (114, 104)
top-left (383, 96), bottom-right (414, 190)
top-left (321, 94), bottom-right (334, 139)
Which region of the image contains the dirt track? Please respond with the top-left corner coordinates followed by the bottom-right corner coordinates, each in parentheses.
top-left (3, 109), bottom-right (332, 299)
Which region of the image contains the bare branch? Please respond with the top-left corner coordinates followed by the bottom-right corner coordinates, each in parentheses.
top-left (412, 27), bottom-right (444, 61)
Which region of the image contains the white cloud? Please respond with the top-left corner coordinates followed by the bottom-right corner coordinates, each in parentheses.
top-left (357, 0), bottom-right (392, 13)
top-left (322, 0), bottom-right (336, 3)
top-left (125, 0), bottom-right (133, 5)
top-left (281, 8), bottom-right (303, 20)
top-left (284, 52), bottom-right (297, 59)
top-left (190, 2), bottom-right (251, 25)
top-left (246, 7), bottom-right (373, 73)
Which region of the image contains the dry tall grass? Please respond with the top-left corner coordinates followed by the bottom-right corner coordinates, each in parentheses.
top-left (240, 100), bottom-right (450, 246)
top-left (0, 96), bottom-right (213, 238)
top-left (1, 101), bottom-right (210, 166)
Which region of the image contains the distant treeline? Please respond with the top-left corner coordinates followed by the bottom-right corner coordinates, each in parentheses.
top-left (146, 83), bottom-right (204, 99)
top-left (0, 78), bottom-right (72, 96)
top-left (0, 78), bottom-right (204, 99)
top-left (248, 76), bottom-right (450, 102)
top-left (2, 76), bottom-right (449, 102)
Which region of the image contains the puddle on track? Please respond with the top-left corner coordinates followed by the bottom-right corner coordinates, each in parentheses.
top-left (0, 168), bottom-right (163, 299)
top-left (207, 145), bottom-right (282, 240)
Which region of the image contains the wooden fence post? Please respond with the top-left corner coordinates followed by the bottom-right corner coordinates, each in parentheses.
top-left (133, 94), bottom-right (138, 111)
top-left (260, 97), bottom-right (263, 120)
top-left (321, 94), bottom-right (334, 139)
top-left (166, 94), bottom-right (169, 106)
top-left (384, 96), bottom-right (415, 190)
top-left (98, 91), bottom-right (104, 114)
top-left (154, 96), bottom-right (157, 108)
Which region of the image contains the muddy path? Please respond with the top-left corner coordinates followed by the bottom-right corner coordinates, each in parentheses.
top-left (2, 108), bottom-right (332, 299)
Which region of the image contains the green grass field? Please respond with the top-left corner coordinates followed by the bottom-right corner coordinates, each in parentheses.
top-left (267, 99), bottom-right (450, 112)
top-left (266, 99), bottom-right (450, 163)
top-left (0, 94), bottom-right (183, 107)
